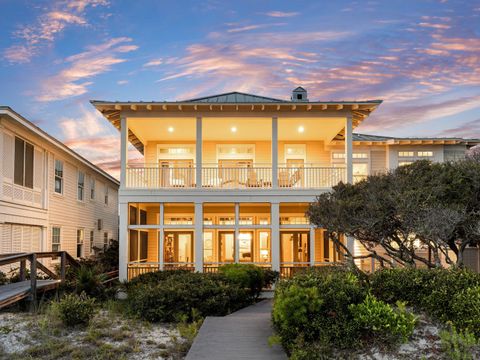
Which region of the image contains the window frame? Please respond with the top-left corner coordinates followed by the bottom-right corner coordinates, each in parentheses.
top-left (104, 185), bottom-right (109, 205)
top-left (54, 159), bottom-right (64, 194)
top-left (52, 227), bottom-right (61, 252)
top-left (76, 229), bottom-right (84, 258)
top-left (14, 136), bottom-right (34, 189)
top-left (90, 176), bottom-right (95, 200)
top-left (77, 170), bottom-right (85, 201)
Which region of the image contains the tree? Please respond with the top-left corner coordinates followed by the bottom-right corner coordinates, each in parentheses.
top-left (307, 160), bottom-right (480, 269)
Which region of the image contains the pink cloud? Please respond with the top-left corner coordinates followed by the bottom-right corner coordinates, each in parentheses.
top-left (265, 11), bottom-right (299, 18)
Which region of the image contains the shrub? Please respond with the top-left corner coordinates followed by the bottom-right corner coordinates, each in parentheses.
top-left (0, 271), bottom-right (7, 285)
top-left (218, 264), bottom-right (265, 299)
top-left (126, 271), bottom-right (250, 322)
top-left (349, 294), bottom-right (416, 344)
top-left (75, 265), bottom-right (106, 299)
top-left (450, 286), bottom-right (480, 337)
top-left (263, 268), bottom-right (280, 288)
top-left (272, 266), bottom-right (367, 353)
top-left (440, 324), bottom-right (479, 360)
top-left (54, 292), bottom-right (96, 327)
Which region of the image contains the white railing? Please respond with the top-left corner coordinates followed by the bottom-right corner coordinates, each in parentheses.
top-left (126, 164), bottom-right (347, 189)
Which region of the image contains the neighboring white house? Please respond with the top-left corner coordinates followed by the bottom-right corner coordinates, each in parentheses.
top-left (0, 107), bottom-right (119, 262)
top-left (91, 88), bottom-right (480, 280)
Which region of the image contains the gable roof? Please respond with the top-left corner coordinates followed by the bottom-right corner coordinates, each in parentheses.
top-left (184, 91), bottom-right (284, 103)
top-left (0, 106), bottom-right (119, 185)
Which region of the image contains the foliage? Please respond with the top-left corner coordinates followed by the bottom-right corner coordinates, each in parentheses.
top-left (125, 271), bottom-right (250, 322)
top-left (94, 239), bottom-right (119, 272)
top-left (263, 268), bottom-right (280, 288)
top-left (349, 294), bottom-right (416, 344)
top-left (218, 264), bottom-right (266, 299)
top-left (53, 292), bottom-right (96, 327)
top-left (440, 324), bottom-right (479, 360)
top-left (75, 265), bottom-right (107, 298)
top-left (272, 266), bottom-right (366, 353)
top-left (370, 268), bottom-right (480, 336)
top-left (308, 159), bottom-right (480, 269)
top-left (0, 271), bottom-right (7, 285)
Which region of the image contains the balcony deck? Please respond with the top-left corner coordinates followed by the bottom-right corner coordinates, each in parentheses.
top-left (126, 164), bottom-right (347, 189)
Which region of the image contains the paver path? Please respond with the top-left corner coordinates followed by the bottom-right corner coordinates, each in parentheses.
top-left (186, 299), bottom-right (287, 360)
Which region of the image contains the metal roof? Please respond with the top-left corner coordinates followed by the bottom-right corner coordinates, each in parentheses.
top-left (184, 91), bottom-right (284, 103)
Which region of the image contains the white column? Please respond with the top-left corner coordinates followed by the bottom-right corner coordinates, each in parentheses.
top-left (271, 202), bottom-right (280, 272)
top-left (310, 227), bottom-right (315, 266)
top-left (196, 116), bottom-right (202, 188)
top-left (120, 116), bottom-right (128, 188)
top-left (345, 114), bottom-right (353, 184)
top-left (345, 114), bottom-right (355, 256)
top-left (194, 202), bottom-right (203, 272)
top-left (234, 203), bottom-right (240, 263)
top-left (159, 203), bottom-right (164, 270)
top-left (119, 201), bottom-right (128, 281)
top-left (271, 117), bottom-right (278, 188)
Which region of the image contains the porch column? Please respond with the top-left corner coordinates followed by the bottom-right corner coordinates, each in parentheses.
top-left (194, 202), bottom-right (203, 272)
top-left (271, 116), bottom-right (278, 188)
top-left (309, 227), bottom-right (315, 266)
top-left (345, 114), bottom-right (355, 256)
top-left (234, 203), bottom-right (240, 263)
top-left (159, 203), bottom-right (164, 270)
top-left (271, 202), bottom-right (280, 272)
top-left (120, 115), bottom-right (128, 188)
top-left (196, 116), bottom-right (202, 188)
top-left (119, 201), bottom-right (128, 281)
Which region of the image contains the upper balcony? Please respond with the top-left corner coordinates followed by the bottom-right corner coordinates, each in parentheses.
top-left (91, 91), bottom-right (382, 191)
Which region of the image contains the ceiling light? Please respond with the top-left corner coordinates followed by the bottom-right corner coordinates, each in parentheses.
top-left (298, 126), bottom-right (305, 133)
top-left (168, 126), bottom-right (174, 133)
top-left (231, 126), bottom-right (237, 133)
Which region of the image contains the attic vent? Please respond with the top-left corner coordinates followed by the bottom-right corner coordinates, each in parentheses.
top-left (291, 87), bottom-right (308, 102)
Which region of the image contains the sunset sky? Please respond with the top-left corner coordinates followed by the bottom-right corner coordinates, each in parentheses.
top-left (1, 0), bottom-right (479, 178)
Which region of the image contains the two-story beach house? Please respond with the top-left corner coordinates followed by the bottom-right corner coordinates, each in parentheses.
top-left (0, 107), bottom-right (119, 264)
top-left (92, 88), bottom-right (479, 280)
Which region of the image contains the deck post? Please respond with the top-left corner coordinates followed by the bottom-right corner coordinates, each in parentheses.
top-left (19, 260), bottom-right (26, 281)
top-left (271, 202), bottom-right (280, 272)
top-left (30, 254), bottom-right (37, 303)
top-left (234, 203), bottom-right (240, 263)
top-left (60, 252), bottom-right (66, 282)
top-left (309, 227), bottom-right (315, 267)
top-left (271, 117), bottom-right (278, 188)
top-left (159, 203), bottom-right (164, 271)
top-left (119, 201), bottom-right (128, 281)
top-left (194, 202), bottom-right (203, 272)
top-left (196, 116), bottom-right (202, 188)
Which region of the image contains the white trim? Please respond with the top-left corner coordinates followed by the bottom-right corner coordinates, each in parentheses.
top-left (156, 143), bottom-right (196, 161)
top-left (215, 144), bottom-right (255, 162)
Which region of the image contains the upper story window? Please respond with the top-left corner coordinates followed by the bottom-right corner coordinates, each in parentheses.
top-left (332, 153), bottom-right (346, 159)
top-left (332, 152), bottom-right (368, 160)
top-left (418, 151), bottom-right (433, 157)
top-left (54, 160), bottom-right (63, 194)
top-left (90, 230), bottom-right (94, 253)
top-left (398, 151), bottom-right (414, 157)
top-left (77, 171), bottom-right (85, 201)
top-left (14, 137), bottom-right (34, 189)
top-left (90, 177), bottom-right (95, 200)
top-left (104, 185), bottom-right (109, 205)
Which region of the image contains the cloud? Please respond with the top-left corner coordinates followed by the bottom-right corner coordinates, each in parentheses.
top-left (117, 80), bottom-right (128, 85)
top-left (437, 118), bottom-right (480, 138)
top-left (264, 11), bottom-right (299, 18)
top-left (143, 58), bottom-right (163, 67)
top-left (418, 22), bottom-right (451, 29)
top-left (3, 0), bottom-right (109, 63)
top-left (37, 37), bottom-right (137, 102)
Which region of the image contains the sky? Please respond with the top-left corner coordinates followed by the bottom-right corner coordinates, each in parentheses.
top-left (1, 0), bottom-right (479, 178)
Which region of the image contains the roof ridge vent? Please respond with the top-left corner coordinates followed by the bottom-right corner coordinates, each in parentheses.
top-left (291, 87), bottom-right (308, 102)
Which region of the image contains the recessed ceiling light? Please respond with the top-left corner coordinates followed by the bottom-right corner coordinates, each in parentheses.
top-left (231, 126), bottom-right (237, 133)
top-left (298, 126), bottom-right (305, 133)
top-left (168, 126), bottom-right (174, 133)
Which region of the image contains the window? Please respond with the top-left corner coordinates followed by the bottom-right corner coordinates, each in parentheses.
top-left (103, 232), bottom-right (109, 251)
top-left (353, 152), bottom-right (368, 159)
top-left (90, 230), bottom-right (94, 253)
top-left (418, 151), bottom-right (433, 157)
top-left (90, 177), bottom-right (95, 200)
top-left (54, 160), bottom-right (63, 194)
top-left (52, 227), bottom-right (61, 252)
top-left (399, 161), bottom-right (413, 166)
top-left (77, 171), bottom-right (85, 201)
top-left (14, 137), bottom-right (34, 189)
top-left (104, 185), bottom-right (109, 205)
top-left (76, 229), bottom-right (84, 258)
top-left (398, 151), bottom-right (414, 157)
top-left (332, 152), bottom-right (346, 159)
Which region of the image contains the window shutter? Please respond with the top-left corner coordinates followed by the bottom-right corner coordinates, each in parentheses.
top-left (32, 227), bottom-right (41, 252)
top-left (1, 224), bottom-right (12, 254)
top-left (12, 225), bottom-right (22, 253)
top-left (21, 226), bottom-right (31, 252)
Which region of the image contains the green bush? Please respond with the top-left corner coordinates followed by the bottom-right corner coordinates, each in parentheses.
top-left (349, 294), bottom-right (416, 344)
top-left (440, 324), bottom-right (479, 360)
top-left (451, 286), bottom-right (480, 337)
top-left (126, 271), bottom-right (250, 322)
top-left (54, 292), bottom-right (96, 327)
top-left (75, 265), bottom-right (106, 299)
top-left (272, 266), bottom-right (366, 353)
top-left (0, 271), bottom-right (7, 285)
top-left (218, 264), bottom-right (265, 299)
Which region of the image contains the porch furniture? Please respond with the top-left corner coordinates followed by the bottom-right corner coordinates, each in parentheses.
top-left (278, 169), bottom-right (302, 187)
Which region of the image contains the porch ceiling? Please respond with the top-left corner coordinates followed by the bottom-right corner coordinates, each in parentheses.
top-left (127, 116), bottom-right (346, 143)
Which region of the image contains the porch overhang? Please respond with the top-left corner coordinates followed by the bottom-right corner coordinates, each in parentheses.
top-left (91, 100), bottom-right (382, 154)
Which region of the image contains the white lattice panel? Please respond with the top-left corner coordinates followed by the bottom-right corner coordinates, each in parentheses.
top-left (13, 187), bottom-right (23, 201)
top-left (2, 183), bottom-right (13, 199)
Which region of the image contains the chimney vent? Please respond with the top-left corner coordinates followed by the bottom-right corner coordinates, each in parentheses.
top-left (291, 87), bottom-right (308, 102)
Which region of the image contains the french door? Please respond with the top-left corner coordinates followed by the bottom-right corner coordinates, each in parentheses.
top-left (280, 231), bottom-right (310, 264)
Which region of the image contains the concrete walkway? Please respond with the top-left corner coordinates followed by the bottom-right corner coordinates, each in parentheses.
top-left (186, 299), bottom-right (287, 360)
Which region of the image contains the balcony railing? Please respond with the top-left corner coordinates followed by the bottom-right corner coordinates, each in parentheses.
top-left (125, 164), bottom-right (347, 189)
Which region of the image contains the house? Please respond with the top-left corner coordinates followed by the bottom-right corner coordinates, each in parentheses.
top-left (91, 89), bottom-right (479, 280)
top-left (0, 107), bottom-right (119, 265)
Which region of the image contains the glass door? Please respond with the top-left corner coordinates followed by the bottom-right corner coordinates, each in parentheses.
top-left (164, 231), bottom-right (194, 264)
top-left (218, 231), bottom-right (235, 263)
top-left (239, 231), bottom-right (253, 262)
top-left (280, 231), bottom-right (310, 264)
